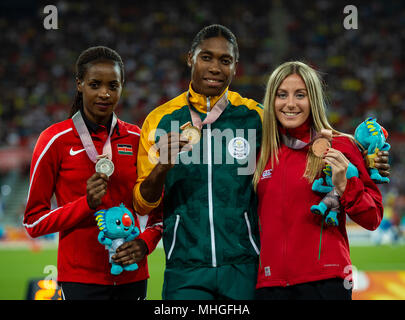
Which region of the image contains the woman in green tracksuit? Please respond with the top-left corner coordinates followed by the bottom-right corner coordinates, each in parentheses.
top-left (132, 24), bottom-right (263, 299)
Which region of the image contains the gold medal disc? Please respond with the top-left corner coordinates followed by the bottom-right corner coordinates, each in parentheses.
top-left (181, 126), bottom-right (201, 145)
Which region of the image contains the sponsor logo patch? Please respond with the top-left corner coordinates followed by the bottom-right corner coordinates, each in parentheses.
top-left (69, 147), bottom-right (85, 156)
top-left (261, 169), bottom-right (273, 180)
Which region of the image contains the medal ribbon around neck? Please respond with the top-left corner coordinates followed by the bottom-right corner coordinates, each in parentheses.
top-left (281, 128), bottom-right (334, 154)
top-left (71, 110), bottom-right (117, 163)
top-left (186, 91), bottom-right (229, 130)
top-left (280, 128), bottom-right (316, 150)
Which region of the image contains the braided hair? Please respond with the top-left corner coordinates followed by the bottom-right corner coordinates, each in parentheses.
top-left (69, 46), bottom-right (124, 118)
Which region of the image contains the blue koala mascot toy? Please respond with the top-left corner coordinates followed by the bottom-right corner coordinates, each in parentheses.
top-left (94, 203), bottom-right (140, 275)
top-left (354, 117), bottom-right (390, 184)
top-left (311, 163), bottom-right (359, 226)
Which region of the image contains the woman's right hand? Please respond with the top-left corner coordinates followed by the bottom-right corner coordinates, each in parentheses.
top-left (86, 172), bottom-right (109, 209)
top-left (323, 148), bottom-right (350, 196)
top-left (138, 132), bottom-right (191, 205)
top-left (157, 132), bottom-right (191, 169)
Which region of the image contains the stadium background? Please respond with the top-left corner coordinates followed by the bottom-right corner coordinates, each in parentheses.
top-left (0, 0), bottom-right (404, 300)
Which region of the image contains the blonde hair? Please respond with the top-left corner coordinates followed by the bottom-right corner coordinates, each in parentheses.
top-left (253, 61), bottom-right (352, 191)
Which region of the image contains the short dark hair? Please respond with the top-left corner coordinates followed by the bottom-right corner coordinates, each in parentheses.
top-left (190, 24), bottom-right (239, 62)
top-left (69, 46), bottom-right (124, 118)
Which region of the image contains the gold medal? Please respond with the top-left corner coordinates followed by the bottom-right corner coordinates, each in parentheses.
top-left (180, 121), bottom-right (201, 145)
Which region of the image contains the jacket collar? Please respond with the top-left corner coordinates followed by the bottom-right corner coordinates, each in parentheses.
top-left (187, 82), bottom-right (228, 114)
top-left (279, 117), bottom-right (313, 145)
top-left (74, 108), bottom-right (121, 137)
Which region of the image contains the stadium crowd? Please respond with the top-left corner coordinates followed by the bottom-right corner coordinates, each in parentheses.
top-left (0, 0), bottom-right (404, 232)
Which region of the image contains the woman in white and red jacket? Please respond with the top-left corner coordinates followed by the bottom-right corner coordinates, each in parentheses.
top-left (253, 61), bottom-right (384, 300)
top-left (23, 46), bottom-right (162, 300)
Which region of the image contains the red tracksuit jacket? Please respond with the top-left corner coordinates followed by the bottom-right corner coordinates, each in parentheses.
top-left (256, 122), bottom-right (383, 288)
top-left (23, 115), bottom-right (163, 285)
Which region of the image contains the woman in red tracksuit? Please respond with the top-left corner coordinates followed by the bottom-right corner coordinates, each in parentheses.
top-left (23, 46), bottom-right (162, 300)
top-left (253, 61), bottom-right (384, 300)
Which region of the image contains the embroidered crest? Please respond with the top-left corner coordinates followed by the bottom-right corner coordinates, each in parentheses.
top-left (228, 137), bottom-right (250, 160)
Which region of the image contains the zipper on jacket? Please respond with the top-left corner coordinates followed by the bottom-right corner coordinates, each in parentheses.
top-left (244, 212), bottom-right (260, 255)
top-left (167, 215), bottom-right (180, 260)
top-left (207, 97), bottom-right (217, 268)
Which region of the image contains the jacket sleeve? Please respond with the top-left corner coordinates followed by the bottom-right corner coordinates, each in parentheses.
top-left (23, 129), bottom-right (93, 238)
top-left (137, 204), bottom-right (163, 254)
top-left (133, 114), bottom-right (162, 215)
top-left (339, 138), bottom-right (383, 231)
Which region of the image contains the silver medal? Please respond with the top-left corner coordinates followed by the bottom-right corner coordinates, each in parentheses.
top-left (95, 158), bottom-right (115, 177)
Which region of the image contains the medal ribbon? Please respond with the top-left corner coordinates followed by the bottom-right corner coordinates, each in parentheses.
top-left (71, 111), bottom-right (117, 163)
top-left (280, 134), bottom-right (310, 150)
top-left (280, 128), bottom-right (319, 150)
top-left (186, 91), bottom-right (229, 130)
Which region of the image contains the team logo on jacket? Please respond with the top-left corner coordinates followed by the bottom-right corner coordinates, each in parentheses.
top-left (228, 137), bottom-right (250, 160)
top-left (117, 144), bottom-right (133, 155)
top-left (261, 169), bottom-right (273, 180)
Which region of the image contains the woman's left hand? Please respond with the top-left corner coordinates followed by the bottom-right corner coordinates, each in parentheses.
top-left (323, 148), bottom-right (350, 196)
top-left (112, 239), bottom-right (149, 266)
top-left (363, 150), bottom-right (390, 177)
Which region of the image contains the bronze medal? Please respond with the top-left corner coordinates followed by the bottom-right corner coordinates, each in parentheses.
top-left (312, 138), bottom-right (331, 157)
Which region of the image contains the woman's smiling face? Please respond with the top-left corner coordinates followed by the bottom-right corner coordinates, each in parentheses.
top-left (188, 36), bottom-right (237, 97)
top-left (274, 73), bottom-right (310, 129)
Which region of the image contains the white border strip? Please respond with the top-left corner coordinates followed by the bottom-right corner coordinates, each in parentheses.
top-left (23, 206), bottom-right (63, 229)
top-left (167, 215), bottom-right (180, 260)
top-left (206, 97), bottom-right (217, 268)
top-left (244, 212), bottom-right (260, 255)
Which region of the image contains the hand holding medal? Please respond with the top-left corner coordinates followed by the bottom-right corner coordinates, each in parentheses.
top-left (71, 111), bottom-right (117, 209)
top-left (310, 129), bottom-right (350, 196)
top-left (155, 132), bottom-right (192, 168)
top-left (86, 171), bottom-right (109, 210)
top-left (311, 129), bottom-right (332, 157)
